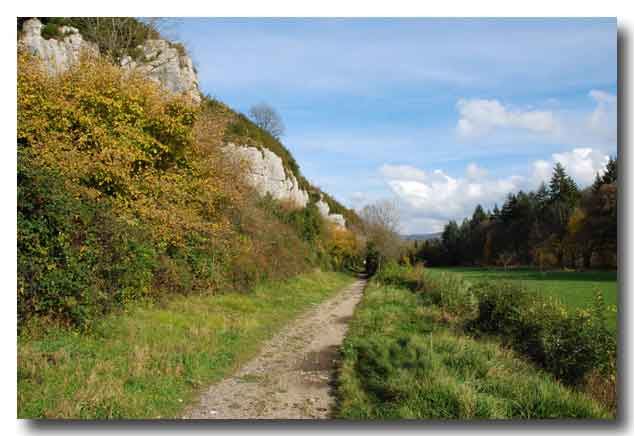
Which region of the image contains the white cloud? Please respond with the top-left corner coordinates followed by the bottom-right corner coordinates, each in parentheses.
top-left (455, 91), bottom-right (617, 148)
top-left (383, 164), bottom-right (523, 230)
top-left (554, 148), bottom-right (610, 186)
top-left (382, 146), bottom-right (610, 233)
top-left (456, 98), bottom-right (559, 138)
top-left (466, 162), bottom-right (488, 180)
top-left (531, 160), bottom-right (552, 186)
top-left (379, 164), bottom-right (426, 181)
top-left (530, 148), bottom-right (610, 187)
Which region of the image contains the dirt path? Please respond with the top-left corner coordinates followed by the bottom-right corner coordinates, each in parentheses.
top-left (183, 277), bottom-right (366, 419)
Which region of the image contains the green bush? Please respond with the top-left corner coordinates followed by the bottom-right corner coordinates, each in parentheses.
top-left (467, 280), bottom-right (616, 385)
top-left (18, 152), bottom-right (158, 328)
top-left (376, 266), bottom-right (616, 388)
top-left (375, 264), bottom-right (475, 315)
top-left (40, 23), bottom-right (62, 40)
top-left (374, 261), bottom-right (423, 290)
top-left (417, 271), bottom-right (476, 315)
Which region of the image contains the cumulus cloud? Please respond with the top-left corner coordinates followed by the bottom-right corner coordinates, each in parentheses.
top-left (456, 98), bottom-right (559, 138)
top-left (530, 160), bottom-right (552, 186)
top-left (530, 148), bottom-right (610, 186)
top-left (382, 147), bottom-right (611, 233)
top-left (455, 90), bottom-right (617, 147)
top-left (466, 163), bottom-right (488, 180)
top-left (383, 165), bottom-right (523, 228)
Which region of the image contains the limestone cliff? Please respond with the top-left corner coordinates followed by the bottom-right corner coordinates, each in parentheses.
top-left (223, 143), bottom-right (347, 228)
top-left (316, 197), bottom-right (347, 228)
top-left (18, 18), bottom-right (98, 75)
top-left (19, 18), bottom-right (200, 103)
top-left (223, 143), bottom-right (309, 208)
top-left (120, 39), bottom-right (200, 104)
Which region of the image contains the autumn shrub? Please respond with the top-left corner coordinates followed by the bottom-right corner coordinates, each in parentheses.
top-left (17, 52), bottom-right (320, 327)
top-left (326, 225), bottom-right (362, 271)
top-left (17, 48), bottom-right (359, 328)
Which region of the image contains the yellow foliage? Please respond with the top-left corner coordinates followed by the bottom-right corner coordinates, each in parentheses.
top-left (18, 52), bottom-right (247, 250)
top-left (326, 225), bottom-right (361, 269)
top-left (567, 207), bottom-right (586, 237)
top-left (17, 49), bottom-right (352, 325)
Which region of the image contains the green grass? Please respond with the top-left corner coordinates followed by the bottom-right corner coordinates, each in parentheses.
top-left (432, 267), bottom-right (617, 331)
top-left (337, 281), bottom-right (611, 420)
top-left (18, 270), bottom-right (355, 419)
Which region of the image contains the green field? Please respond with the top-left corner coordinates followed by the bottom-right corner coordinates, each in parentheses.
top-left (18, 270), bottom-right (354, 419)
top-left (432, 268), bottom-right (618, 330)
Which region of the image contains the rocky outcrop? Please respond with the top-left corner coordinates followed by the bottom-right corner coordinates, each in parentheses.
top-left (224, 143), bottom-right (309, 208)
top-left (18, 18), bottom-right (98, 75)
top-left (120, 39), bottom-right (200, 104)
top-left (223, 143), bottom-right (346, 228)
top-left (316, 198), bottom-right (346, 228)
top-left (19, 18), bottom-right (200, 103)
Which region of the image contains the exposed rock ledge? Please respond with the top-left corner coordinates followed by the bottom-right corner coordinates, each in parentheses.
top-left (223, 143), bottom-right (310, 208)
top-left (120, 39), bottom-right (200, 104)
top-left (316, 198), bottom-right (346, 229)
top-left (18, 18), bottom-right (98, 75)
top-left (19, 18), bottom-right (201, 104)
top-left (223, 143), bottom-right (346, 228)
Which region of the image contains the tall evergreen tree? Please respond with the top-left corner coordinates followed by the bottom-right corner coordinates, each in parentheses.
top-left (549, 162), bottom-right (580, 206)
top-left (593, 156), bottom-right (618, 191)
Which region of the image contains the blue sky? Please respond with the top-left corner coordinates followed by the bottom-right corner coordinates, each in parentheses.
top-left (171, 18), bottom-right (617, 233)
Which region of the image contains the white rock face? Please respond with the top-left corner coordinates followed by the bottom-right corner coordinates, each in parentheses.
top-left (327, 213), bottom-right (346, 228)
top-left (224, 143), bottom-right (309, 208)
top-left (18, 18), bottom-right (98, 75)
top-left (120, 39), bottom-right (201, 104)
top-left (316, 198), bottom-right (346, 229)
top-left (223, 144), bottom-right (346, 228)
top-left (19, 18), bottom-right (201, 104)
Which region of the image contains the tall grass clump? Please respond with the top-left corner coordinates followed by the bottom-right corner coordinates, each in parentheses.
top-left (336, 282), bottom-right (610, 419)
top-left (375, 263), bottom-right (474, 315)
top-left (369, 265), bottom-right (616, 412)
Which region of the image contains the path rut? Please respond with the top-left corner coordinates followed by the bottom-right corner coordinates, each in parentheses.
top-left (182, 277), bottom-right (366, 419)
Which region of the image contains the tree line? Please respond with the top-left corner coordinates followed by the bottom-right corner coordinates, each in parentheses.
top-left (413, 158), bottom-right (617, 269)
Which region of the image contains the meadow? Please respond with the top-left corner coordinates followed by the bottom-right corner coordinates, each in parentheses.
top-left (433, 268), bottom-right (618, 331)
top-left (18, 271), bottom-right (354, 419)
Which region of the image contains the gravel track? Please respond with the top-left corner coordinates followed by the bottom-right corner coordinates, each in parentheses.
top-left (182, 277), bottom-right (366, 420)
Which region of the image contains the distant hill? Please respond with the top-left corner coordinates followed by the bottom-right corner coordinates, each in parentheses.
top-left (401, 232), bottom-right (442, 241)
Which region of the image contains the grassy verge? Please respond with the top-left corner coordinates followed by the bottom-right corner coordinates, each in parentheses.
top-left (434, 267), bottom-right (617, 331)
top-left (18, 270), bottom-right (354, 419)
top-left (337, 279), bottom-right (612, 419)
